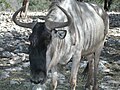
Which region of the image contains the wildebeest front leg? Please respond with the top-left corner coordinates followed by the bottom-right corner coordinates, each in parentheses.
top-left (70, 51), bottom-right (81, 90)
top-left (51, 67), bottom-right (58, 90)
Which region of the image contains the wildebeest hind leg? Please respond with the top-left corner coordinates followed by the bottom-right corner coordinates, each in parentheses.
top-left (93, 42), bottom-right (104, 90)
top-left (85, 54), bottom-right (94, 90)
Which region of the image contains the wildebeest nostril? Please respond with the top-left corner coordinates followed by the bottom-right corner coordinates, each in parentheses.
top-left (30, 78), bottom-right (45, 84)
top-left (30, 79), bottom-right (41, 84)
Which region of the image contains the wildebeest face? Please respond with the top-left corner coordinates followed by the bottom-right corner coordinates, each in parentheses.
top-left (29, 22), bottom-right (51, 84)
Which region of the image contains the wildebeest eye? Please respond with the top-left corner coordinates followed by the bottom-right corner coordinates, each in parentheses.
top-left (53, 29), bottom-right (67, 39)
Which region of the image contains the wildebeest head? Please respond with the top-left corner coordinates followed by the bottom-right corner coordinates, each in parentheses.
top-left (12, 4), bottom-right (71, 84)
top-left (29, 23), bottom-right (51, 84)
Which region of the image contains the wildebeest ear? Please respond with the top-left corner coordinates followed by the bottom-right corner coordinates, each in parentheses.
top-left (55, 30), bottom-right (67, 39)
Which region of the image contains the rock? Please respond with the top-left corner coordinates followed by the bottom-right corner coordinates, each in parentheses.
top-left (22, 62), bottom-right (30, 68)
top-left (2, 51), bottom-right (12, 58)
top-left (32, 84), bottom-right (46, 90)
top-left (9, 54), bottom-right (22, 64)
top-left (0, 47), bottom-right (4, 51)
top-left (111, 63), bottom-right (120, 71)
top-left (13, 49), bottom-right (21, 53)
top-left (80, 61), bottom-right (88, 68)
top-left (0, 71), bottom-right (10, 80)
top-left (5, 67), bottom-right (23, 72)
top-left (0, 33), bottom-right (4, 39)
top-left (10, 80), bottom-right (19, 85)
top-left (16, 43), bottom-right (29, 53)
top-left (109, 14), bottom-right (120, 27)
top-left (58, 73), bottom-right (65, 84)
top-left (4, 44), bottom-right (16, 51)
top-left (4, 32), bottom-right (14, 38)
top-left (0, 39), bottom-right (4, 47)
top-left (12, 40), bottom-right (21, 46)
top-left (103, 76), bottom-right (113, 81)
top-left (17, 53), bottom-right (29, 61)
top-left (106, 37), bottom-right (116, 47)
top-left (117, 60), bottom-right (120, 65)
top-left (23, 82), bottom-right (31, 87)
top-left (99, 61), bottom-right (110, 73)
top-left (107, 80), bottom-right (120, 87)
top-left (100, 83), bottom-right (112, 90)
top-left (66, 62), bottom-right (72, 70)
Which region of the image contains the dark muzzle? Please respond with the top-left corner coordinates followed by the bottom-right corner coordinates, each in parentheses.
top-left (30, 71), bottom-right (47, 84)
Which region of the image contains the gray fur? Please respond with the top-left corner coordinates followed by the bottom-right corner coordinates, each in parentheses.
top-left (45, 0), bottom-right (109, 90)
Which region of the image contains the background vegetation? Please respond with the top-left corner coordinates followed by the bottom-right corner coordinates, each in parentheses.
top-left (0, 0), bottom-right (120, 11)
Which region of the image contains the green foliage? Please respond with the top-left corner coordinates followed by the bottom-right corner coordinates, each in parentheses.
top-left (0, 0), bottom-right (13, 10)
top-left (86, 0), bottom-right (120, 11)
top-left (111, 0), bottom-right (120, 11)
top-left (29, 0), bottom-right (50, 11)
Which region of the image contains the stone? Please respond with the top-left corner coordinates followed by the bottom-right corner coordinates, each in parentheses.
top-left (2, 51), bottom-right (12, 58)
top-left (16, 43), bottom-right (29, 53)
top-left (111, 63), bottom-right (120, 71)
top-left (58, 73), bottom-right (65, 84)
top-left (32, 84), bottom-right (46, 90)
top-left (0, 71), bottom-right (10, 80)
top-left (22, 62), bottom-right (30, 68)
top-left (107, 80), bottom-right (120, 87)
top-left (99, 61), bottom-right (110, 73)
top-left (5, 67), bottom-right (23, 72)
top-left (0, 47), bottom-right (4, 51)
top-left (4, 32), bottom-right (14, 38)
top-left (9, 55), bottom-right (22, 64)
top-left (103, 76), bottom-right (113, 81)
top-left (10, 80), bottom-right (19, 85)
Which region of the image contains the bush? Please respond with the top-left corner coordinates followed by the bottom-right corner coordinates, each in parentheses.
top-left (0, 0), bottom-right (50, 11)
top-left (0, 0), bottom-right (12, 10)
top-left (29, 0), bottom-right (50, 11)
top-left (85, 0), bottom-right (120, 11)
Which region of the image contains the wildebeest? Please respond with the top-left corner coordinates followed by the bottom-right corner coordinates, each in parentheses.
top-left (104, 0), bottom-right (112, 11)
top-left (12, 0), bottom-right (109, 90)
top-left (20, 0), bottom-right (29, 17)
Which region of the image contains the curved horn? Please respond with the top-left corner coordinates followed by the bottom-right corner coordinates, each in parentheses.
top-left (45, 4), bottom-right (72, 30)
top-left (12, 6), bottom-right (36, 29)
